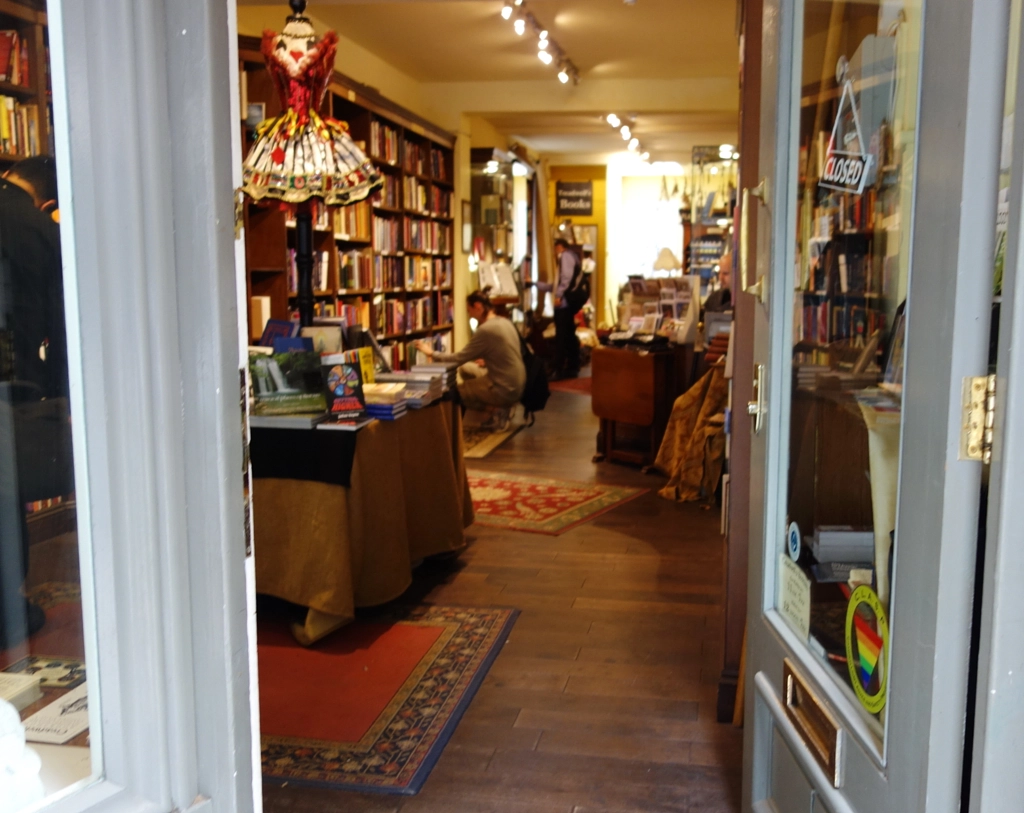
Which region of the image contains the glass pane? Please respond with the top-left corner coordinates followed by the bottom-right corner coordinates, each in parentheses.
top-left (774, 0), bottom-right (923, 743)
top-left (1, 2), bottom-right (98, 804)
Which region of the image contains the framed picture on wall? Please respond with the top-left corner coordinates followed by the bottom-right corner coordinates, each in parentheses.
top-left (462, 200), bottom-right (473, 254)
top-left (572, 224), bottom-right (598, 250)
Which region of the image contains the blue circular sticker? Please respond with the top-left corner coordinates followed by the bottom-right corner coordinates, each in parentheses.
top-left (787, 522), bottom-right (802, 562)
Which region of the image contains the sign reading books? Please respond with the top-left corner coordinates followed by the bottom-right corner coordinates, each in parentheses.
top-left (556, 181), bottom-right (593, 216)
top-left (819, 79), bottom-right (873, 196)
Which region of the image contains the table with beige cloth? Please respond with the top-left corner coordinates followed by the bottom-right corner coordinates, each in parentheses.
top-left (252, 400), bottom-right (474, 644)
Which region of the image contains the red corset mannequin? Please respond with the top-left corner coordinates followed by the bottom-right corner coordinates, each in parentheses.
top-left (242, 0), bottom-right (381, 206)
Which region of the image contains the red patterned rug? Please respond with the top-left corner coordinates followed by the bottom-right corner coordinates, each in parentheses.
top-left (548, 376), bottom-right (592, 395)
top-left (468, 472), bottom-right (647, 535)
top-left (259, 605), bottom-right (517, 795)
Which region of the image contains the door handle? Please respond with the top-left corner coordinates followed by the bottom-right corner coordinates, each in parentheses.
top-left (748, 363), bottom-right (766, 434)
top-left (740, 178), bottom-right (768, 302)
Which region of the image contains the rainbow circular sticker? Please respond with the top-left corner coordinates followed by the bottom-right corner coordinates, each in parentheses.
top-left (845, 585), bottom-right (889, 714)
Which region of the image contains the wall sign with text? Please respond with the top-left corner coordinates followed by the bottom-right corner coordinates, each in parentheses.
top-left (556, 181), bottom-right (593, 216)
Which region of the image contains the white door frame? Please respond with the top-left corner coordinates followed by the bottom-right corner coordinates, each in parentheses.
top-left (43, 1), bottom-right (255, 812)
top-left (968, 3), bottom-right (1024, 808)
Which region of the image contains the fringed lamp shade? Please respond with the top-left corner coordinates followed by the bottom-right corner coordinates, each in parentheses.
top-left (241, 2), bottom-right (381, 206)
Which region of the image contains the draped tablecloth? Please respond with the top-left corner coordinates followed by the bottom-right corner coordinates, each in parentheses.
top-left (252, 400), bottom-right (474, 644)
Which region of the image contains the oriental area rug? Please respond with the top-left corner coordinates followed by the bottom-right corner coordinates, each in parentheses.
top-left (468, 472), bottom-right (647, 535)
top-left (259, 605), bottom-right (518, 795)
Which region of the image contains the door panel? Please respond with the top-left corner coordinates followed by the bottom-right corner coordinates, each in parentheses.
top-left (744, 0), bottom-right (1009, 809)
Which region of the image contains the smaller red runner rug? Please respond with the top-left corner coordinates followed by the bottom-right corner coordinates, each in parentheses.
top-left (259, 605), bottom-right (517, 795)
top-left (469, 472), bottom-right (646, 535)
top-left (548, 376), bottom-right (592, 395)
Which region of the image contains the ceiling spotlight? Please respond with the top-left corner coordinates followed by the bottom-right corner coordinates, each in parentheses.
top-left (538, 37), bottom-right (549, 50)
top-left (628, 138), bottom-right (640, 151)
top-left (710, 166), bottom-right (720, 175)
top-left (718, 143), bottom-right (735, 158)
top-left (501, 3), bottom-right (514, 19)
top-left (514, 17), bottom-right (526, 35)
top-left (514, 0), bottom-right (523, 5)
top-left (538, 50), bottom-right (553, 64)
top-left (607, 113), bottom-right (621, 128)
top-left (558, 68), bottom-right (570, 83)
top-left (539, 30), bottom-right (548, 40)
top-left (640, 151), bottom-right (650, 161)
top-left (732, 151), bottom-right (740, 160)
top-left (620, 125), bottom-right (631, 140)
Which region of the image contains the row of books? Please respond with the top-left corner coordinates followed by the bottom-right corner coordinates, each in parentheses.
top-left (379, 333), bottom-right (453, 371)
top-left (0, 31), bottom-right (31, 86)
top-left (0, 99), bottom-right (40, 157)
top-left (430, 186), bottom-right (452, 218)
top-left (373, 175), bottom-right (401, 209)
top-left (796, 293), bottom-right (887, 345)
top-left (404, 219), bottom-right (452, 254)
top-left (373, 215), bottom-right (401, 254)
top-left (375, 294), bottom-right (451, 335)
top-left (335, 202), bottom-right (371, 241)
top-left (287, 249), bottom-right (331, 294)
top-left (402, 140), bottom-right (449, 181)
top-left (380, 299), bottom-right (407, 336)
top-left (335, 251), bottom-right (455, 292)
top-left (404, 176), bottom-right (428, 213)
top-left (369, 119), bottom-right (400, 164)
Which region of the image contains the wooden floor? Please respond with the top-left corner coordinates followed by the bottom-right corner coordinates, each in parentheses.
top-left (263, 389), bottom-right (743, 813)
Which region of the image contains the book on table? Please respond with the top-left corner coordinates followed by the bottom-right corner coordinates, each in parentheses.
top-left (322, 354), bottom-right (367, 420)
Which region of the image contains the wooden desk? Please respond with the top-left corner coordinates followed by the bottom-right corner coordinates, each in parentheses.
top-left (591, 344), bottom-right (695, 468)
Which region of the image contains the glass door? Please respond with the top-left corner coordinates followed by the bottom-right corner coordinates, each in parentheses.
top-left (742, 0), bottom-right (1010, 809)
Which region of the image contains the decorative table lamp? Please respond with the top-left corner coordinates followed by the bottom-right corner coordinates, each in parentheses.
top-left (242, 0), bottom-right (382, 327)
top-left (653, 247), bottom-right (682, 273)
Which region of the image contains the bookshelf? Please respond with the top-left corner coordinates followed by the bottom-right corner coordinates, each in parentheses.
top-left (239, 36), bottom-right (456, 371)
top-left (0, 1), bottom-right (51, 163)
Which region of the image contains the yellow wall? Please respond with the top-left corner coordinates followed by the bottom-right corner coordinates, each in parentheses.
top-left (468, 117), bottom-right (509, 152)
top-left (547, 166), bottom-right (608, 326)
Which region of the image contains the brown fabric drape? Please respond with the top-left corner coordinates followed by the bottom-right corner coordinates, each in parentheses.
top-left (655, 366), bottom-right (729, 502)
top-left (535, 159), bottom-right (555, 286)
top-left (253, 401), bottom-right (473, 643)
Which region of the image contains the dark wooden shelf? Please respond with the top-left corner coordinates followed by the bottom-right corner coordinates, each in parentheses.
top-left (335, 235), bottom-right (371, 244)
top-left (370, 157), bottom-right (402, 172)
top-left (0, 80), bottom-right (35, 99)
top-left (372, 204), bottom-right (404, 215)
top-left (337, 288), bottom-right (373, 296)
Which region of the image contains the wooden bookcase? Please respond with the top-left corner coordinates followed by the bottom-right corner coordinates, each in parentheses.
top-left (0, 1), bottom-right (51, 164)
top-left (239, 36), bottom-right (456, 371)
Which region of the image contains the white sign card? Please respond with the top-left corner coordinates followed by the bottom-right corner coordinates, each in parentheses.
top-left (23, 683), bottom-right (89, 745)
top-left (779, 554), bottom-right (812, 640)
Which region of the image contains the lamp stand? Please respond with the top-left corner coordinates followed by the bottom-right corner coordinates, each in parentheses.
top-left (295, 202), bottom-right (315, 328)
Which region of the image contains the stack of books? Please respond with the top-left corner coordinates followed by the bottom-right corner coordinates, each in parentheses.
top-left (411, 363), bottom-right (457, 392)
top-left (376, 371), bottom-right (444, 408)
top-left (364, 383), bottom-right (408, 420)
top-left (810, 526), bottom-right (874, 564)
top-left (795, 363), bottom-right (831, 390)
top-left (366, 400), bottom-right (408, 421)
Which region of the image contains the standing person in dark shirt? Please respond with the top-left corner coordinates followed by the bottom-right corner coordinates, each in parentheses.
top-left (552, 239), bottom-right (583, 380)
top-left (0, 156), bottom-right (69, 647)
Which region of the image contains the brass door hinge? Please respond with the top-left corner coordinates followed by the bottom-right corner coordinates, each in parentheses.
top-left (961, 375), bottom-right (996, 464)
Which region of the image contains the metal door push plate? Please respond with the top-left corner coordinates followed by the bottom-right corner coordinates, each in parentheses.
top-left (783, 659), bottom-right (844, 787)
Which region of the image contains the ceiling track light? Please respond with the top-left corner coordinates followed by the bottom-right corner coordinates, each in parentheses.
top-left (498, 2), bottom-right (579, 85)
top-left (606, 113), bottom-right (621, 128)
top-left (620, 125), bottom-right (631, 140)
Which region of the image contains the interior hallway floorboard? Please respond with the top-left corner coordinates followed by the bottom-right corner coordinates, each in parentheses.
top-left (262, 388), bottom-right (743, 813)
